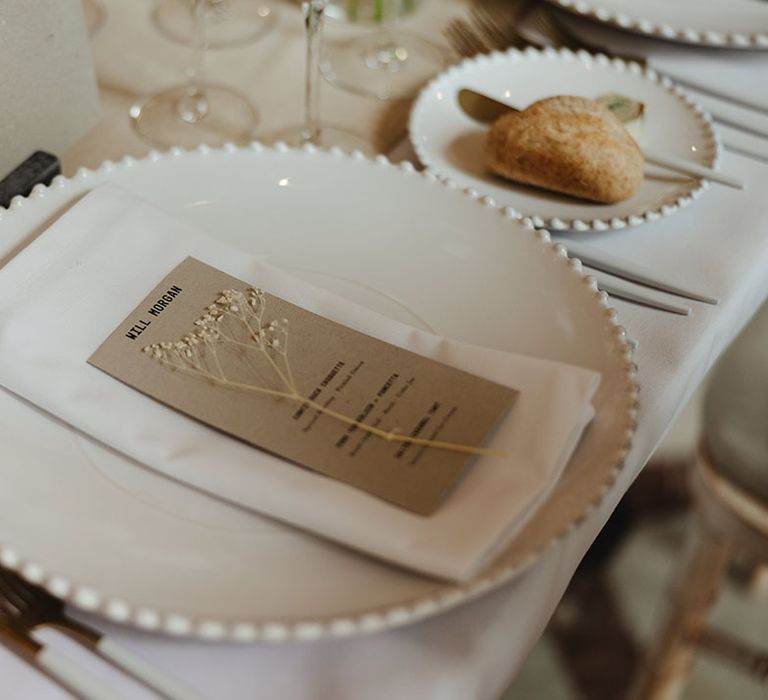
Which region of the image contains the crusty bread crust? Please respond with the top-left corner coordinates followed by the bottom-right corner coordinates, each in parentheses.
top-left (486, 95), bottom-right (644, 204)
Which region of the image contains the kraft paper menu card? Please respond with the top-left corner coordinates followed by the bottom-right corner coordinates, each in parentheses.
top-left (89, 257), bottom-right (518, 515)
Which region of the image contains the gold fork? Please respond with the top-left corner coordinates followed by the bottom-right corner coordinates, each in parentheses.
top-left (444, 0), bottom-right (636, 61)
top-left (0, 607), bottom-right (125, 699)
top-left (444, 0), bottom-right (537, 57)
top-left (0, 567), bottom-right (205, 699)
top-left (528, 5), bottom-right (645, 63)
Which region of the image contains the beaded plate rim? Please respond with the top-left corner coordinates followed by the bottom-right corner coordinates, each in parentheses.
top-left (0, 144), bottom-right (638, 642)
top-left (409, 46), bottom-right (720, 233)
top-left (549, 0), bottom-right (768, 49)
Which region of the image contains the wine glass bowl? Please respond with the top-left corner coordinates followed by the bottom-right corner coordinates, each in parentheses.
top-left (321, 0), bottom-right (446, 100)
top-left (153, 0), bottom-right (277, 49)
top-left (82, 0), bottom-right (107, 37)
top-left (130, 85), bottom-right (258, 150)
top-left (131, 0), bottom-right (259, 149)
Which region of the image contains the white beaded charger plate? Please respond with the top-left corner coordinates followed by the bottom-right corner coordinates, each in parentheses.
top-left (0, 145), bottom-right (636, 642)
top-left (409, 47), bottom-right (719, 232)
top-left (547, 0), bottom-right (768, 49)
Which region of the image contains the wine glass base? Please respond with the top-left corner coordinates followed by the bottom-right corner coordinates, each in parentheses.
top-left (82, 0), bottom-right (107, 37)
top-left (130, 84), bottom-right (259, 149)
top-left (321, 31), bottom-right (447, 101)
top-left (153, 0), bottom-right (276, 49)
top-left (268, 125), bottom-right (376, 157)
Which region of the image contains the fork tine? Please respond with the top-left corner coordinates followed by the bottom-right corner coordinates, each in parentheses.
top-left (0, 570), bottom-right (56, 629)
top-left (0, 572), bottom-right (30, 607)
top-left (444, 23), bottom-right (466, 57)
top-left (456, 20), bottom-right (490, 52)
top-left (445, 20), bottom-right (488, 58)
top-left (0, 597), bottom-right (18, 620)
top-left (530, 8), bottom-right (572, 48)
top-left (0, 569), bottom-right (39, 609)
top-left (462, 27), bottom-right (490, 55)
top-left (470, 7), bottom-right (520, 50)
top-left (468, 8), bottom-right (501, 47)
top-left (447, 0), bottom-right (543, 61)
top-left (0, 574), bottom-right (25, 618)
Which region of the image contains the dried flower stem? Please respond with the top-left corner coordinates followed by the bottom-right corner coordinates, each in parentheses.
top-left (144, 288), bottom-right (505, 458)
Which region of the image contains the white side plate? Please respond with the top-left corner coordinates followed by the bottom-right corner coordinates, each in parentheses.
top-left (548, 0), bottom-right (768, 49)
top-left (409, 47), bottom-right (719, 232)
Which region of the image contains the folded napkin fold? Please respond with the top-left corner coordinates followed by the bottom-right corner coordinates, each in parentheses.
top-left (0, 185), bottom-right (600, 582)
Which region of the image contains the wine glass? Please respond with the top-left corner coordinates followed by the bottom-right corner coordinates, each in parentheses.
top-left (272, 1), bottom-right (374, 154)
top-left (82, 0), bottom-right (107, 37)
top-left (130, 0), bottom-right (259, 149)
top-left (320, 0), bottom-right (446, 100)
top-left (153, 0), bottom-right (276, 49)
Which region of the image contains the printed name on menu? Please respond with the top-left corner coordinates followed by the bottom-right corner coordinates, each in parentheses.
top-left (124, 284), bottom-right (183, 340)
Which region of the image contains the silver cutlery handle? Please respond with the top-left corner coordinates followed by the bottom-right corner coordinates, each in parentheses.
top-left (38, 647), bottom-right (126, 700)
top-left (643, 148), bottom-right (744, 190)
top-left (719, 124), bottom-right (768, 164)
top-left (596, 278), bottom-right (691, 316)
top-left (562, 239), bottom-right (719, 305)
top-left (685, 88), bottom-right (768, 140)
top-left (96, 638), bottom-right (207, 700)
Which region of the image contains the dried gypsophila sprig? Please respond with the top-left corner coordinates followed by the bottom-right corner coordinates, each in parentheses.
top-left (143, 287), bottom-right (505, 458)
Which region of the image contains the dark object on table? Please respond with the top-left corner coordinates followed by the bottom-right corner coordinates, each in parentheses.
top-left (0, 152), bottom-right (60, 209)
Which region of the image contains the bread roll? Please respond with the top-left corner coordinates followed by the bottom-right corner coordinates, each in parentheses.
top-left (486, 95), bottom-right (644, 204)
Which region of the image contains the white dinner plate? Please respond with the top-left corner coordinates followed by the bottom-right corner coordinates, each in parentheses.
top-left (409, 47), bottom-right (719, 232)
top-left (548, 0), bottom-right (768, 49)
top-left (0, 145), bottom-right (636, 642)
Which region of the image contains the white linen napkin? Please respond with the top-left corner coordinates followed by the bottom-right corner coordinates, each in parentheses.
top-left (0, 185), bottom-right (600, 582)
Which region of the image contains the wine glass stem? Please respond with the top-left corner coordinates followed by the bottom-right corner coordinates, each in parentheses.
top-left (304, 0), bottom-right (326, 144)
top-left (179, 0), bottom-right (209, 124)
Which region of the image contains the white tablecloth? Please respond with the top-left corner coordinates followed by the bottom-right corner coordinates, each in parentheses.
top-left (3, 1), bottom-right (768, 698)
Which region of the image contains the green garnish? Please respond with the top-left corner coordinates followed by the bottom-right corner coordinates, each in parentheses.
top-left (596, 93), bottom-right (645, 124)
